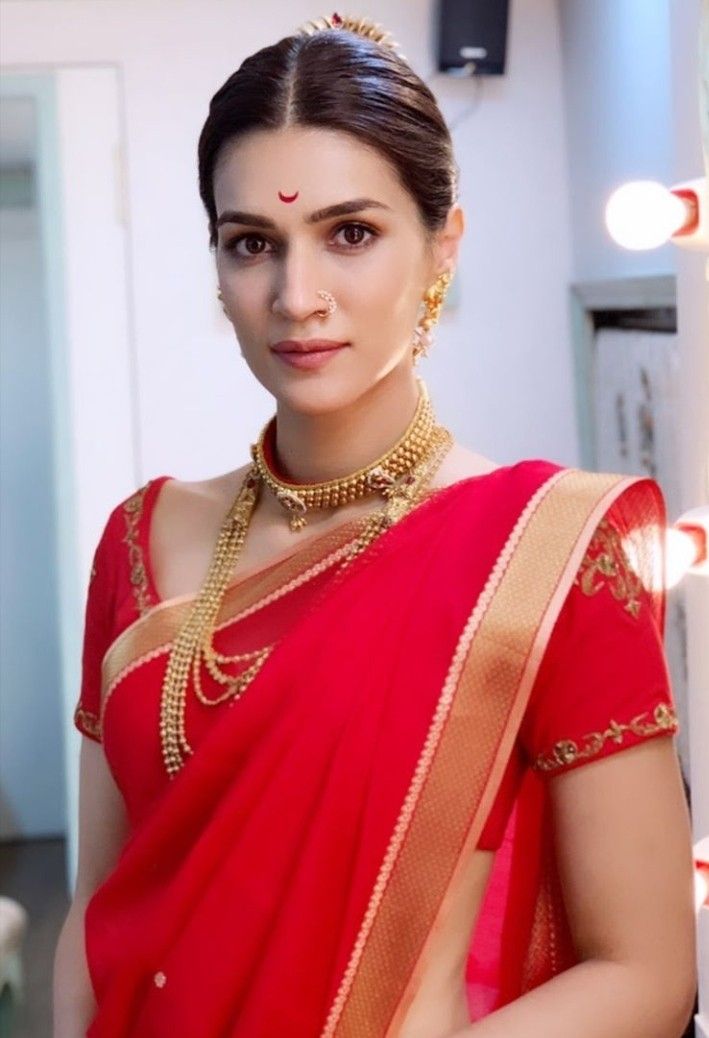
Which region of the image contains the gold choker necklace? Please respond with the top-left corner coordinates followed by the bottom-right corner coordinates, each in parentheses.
top-left (250, 379), bottom-right (440, 531)
top-left (159, 418), bottom-right (453, 778)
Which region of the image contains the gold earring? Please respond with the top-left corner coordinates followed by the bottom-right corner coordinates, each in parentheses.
top-left (217, 287), bottom-right (229, 317)
top-left (412, 270), bottom-right (452, 363)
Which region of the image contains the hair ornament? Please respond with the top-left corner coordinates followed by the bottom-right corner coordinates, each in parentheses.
top-left (298, 12), bottom-right (406, 58)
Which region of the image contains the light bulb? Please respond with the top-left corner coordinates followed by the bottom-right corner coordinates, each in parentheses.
top-left (621, 512), bottom-right (707, 593)
top-left (605, 180), bottom-right (691, 250)
top-left (664, 527), bottom-right (701, 589)
top-left (695, 837), bottom-right (709, 914)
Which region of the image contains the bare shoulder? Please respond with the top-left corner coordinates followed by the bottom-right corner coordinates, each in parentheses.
top-left (150, 463), bottom-right (251, 600)
top-left (148, 445), bottom-right (501, 599)
top-left (431, 441), bottom-right (503, 488)
top-left (157, 464), bottom-right (250, 514)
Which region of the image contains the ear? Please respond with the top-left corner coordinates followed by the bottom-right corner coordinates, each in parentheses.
top-left (432, 204), bottom-right (465, 277)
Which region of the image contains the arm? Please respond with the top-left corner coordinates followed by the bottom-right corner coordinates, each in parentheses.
top-left (53, 737), bottom-right (130, 1038)
top-left (447, 737), bottom-right (696, 1038)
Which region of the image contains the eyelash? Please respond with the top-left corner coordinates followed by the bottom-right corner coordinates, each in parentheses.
top-left (222, 221), bottom-right (379, 260)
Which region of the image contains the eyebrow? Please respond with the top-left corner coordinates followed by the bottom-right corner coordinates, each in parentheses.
top-left (216, 197), bottom-right (391, 230)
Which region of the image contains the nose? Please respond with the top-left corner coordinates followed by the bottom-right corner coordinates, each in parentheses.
top-left (271, 244), bottom-right (326, 323)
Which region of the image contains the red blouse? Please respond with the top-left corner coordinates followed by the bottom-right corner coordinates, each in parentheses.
top-left (74, 475), bottom-right (678, 851)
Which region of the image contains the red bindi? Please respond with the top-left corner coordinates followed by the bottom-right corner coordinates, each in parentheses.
top-left (278, 190), bottom-right (299, 203)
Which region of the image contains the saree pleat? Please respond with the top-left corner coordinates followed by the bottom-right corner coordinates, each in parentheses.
top-left (83, 462), bottom-right (666, 1036)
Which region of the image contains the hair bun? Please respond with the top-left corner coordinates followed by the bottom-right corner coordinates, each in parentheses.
top-left (297, 12), bottom-right (405, 58)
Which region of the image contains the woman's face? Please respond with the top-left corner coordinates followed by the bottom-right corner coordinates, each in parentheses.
top-left (213, 125), bottom-right (462, 415)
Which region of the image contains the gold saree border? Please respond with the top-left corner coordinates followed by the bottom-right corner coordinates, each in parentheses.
top-left (98, 514), bottom-right (366, 725)
top-left (321, 469), bottom-right (644, 1037)
top-left (98, 477), bottom-right (468, 725)
top-left (98, 475), bottom-right (504, 709)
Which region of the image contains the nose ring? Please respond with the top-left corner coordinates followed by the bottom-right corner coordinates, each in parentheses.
top-left (315, 290), bottom-right (337, 317)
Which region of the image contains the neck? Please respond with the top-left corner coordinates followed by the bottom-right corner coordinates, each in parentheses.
top-left (272, 365), bottom-right (422, 485)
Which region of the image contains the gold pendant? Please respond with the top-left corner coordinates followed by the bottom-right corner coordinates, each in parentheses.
top-left (276, 487), bottom-right (308, 532)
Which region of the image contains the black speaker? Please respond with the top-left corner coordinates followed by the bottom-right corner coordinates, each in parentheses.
top-left (437, 0), bottom-right (510, 76)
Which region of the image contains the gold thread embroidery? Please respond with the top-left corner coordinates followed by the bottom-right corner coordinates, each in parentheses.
top-left (533, 701), bottom-right (678, 772)
top-left (122, 482), bottom-right (153, 618)
top-left (574, 518), bottom-right (643, 618)
top-left (74, 705), bottom-right (102, 740)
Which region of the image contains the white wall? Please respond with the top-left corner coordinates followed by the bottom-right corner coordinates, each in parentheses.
top-left (558, 0), bottom-right (677, 282)
top-left (427, 0), bottom-right (577, 462)
top-left (667, 0), bottom-right (709, 1032)
top-left (0, 0), bottom-right (578, 482)
top-left (0, 203), bottom-right (65, 839)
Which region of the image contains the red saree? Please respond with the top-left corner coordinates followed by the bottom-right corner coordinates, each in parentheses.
top-left (73, 459), bottom-right (678, 1036)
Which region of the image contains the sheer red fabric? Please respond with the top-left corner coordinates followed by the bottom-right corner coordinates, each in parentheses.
top-left (76, 472), bottom-right (674, 845)
top-left (72, 461), bottom-right (677, 1035)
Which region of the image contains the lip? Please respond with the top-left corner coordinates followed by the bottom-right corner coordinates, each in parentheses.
top-left (270, 339), bottom-right (348, 354)
top-left (270, 339), bottom-right (349, 372)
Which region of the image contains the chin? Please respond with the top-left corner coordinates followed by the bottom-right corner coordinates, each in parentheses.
top-left (245, 350), bottom-right (407, 417)
top-left (273, 378), bottom-right (363, 417)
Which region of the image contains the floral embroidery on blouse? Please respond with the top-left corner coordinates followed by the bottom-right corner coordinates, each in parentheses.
top-left (574, 518), bottom-right (643, 619)
top-left (122, 482), bottom-right (154, 618)
top-left (532, 702), bottom-right (678, 772)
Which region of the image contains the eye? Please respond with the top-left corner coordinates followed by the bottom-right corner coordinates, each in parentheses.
top-left (222, 233), bottom-right (272, 258)
top-left (332, 222), bottom-right (378, 249)
top-left (221, 221), bottom-right (379, 260)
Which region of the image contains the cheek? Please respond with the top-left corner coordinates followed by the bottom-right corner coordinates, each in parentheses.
top-left (366, 276), bottom-right (423, 331)
top-left (219, 266), bottom-right (268, 321)
top-left (349, 248), bottom-right (424, 318)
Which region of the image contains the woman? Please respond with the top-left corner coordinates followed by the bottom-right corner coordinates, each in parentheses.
top-left (54, 13), bottom-right (696, 1038)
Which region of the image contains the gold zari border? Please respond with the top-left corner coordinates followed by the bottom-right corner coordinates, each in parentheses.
top-left (100, 513), bottom-right (372, 711)
top-left (100, 473), bottom-right (455, 713)
top-left (532, 701), bottom-right (678, 772)
top-left (322, 469), bottom-right (646, 1037)
top-left (122, 481), bottom-right (153, 618)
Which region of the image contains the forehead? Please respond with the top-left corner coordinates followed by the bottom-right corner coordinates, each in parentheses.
top-left (212, 125), bottom-right (411, 214)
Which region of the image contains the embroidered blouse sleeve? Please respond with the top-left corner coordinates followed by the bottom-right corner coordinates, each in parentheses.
top-left (73, 507), bottom-right (121, 743)
top-left (519, 504), bottom-right (678, 777)
top-left (73, 477), bottom-right (168, 741)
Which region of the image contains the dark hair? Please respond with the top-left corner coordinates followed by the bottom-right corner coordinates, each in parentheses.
top-left (197, 23), bottom-right (459, 249)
